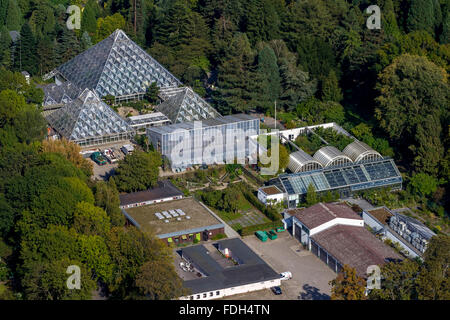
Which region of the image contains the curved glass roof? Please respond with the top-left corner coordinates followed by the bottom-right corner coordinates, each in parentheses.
top-left (288, 149), bottom-right (323, 173)
top-left (313, 146), bottom-right (353, 167)
top-left (343, 140), bottom-right (382, 163)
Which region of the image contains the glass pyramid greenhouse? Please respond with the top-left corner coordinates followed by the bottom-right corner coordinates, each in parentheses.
top-left (55, 29), bottom-right (182, 102)
top-left (51, 29), bottom-right (221, 123)
top-left (157, 86), bottom-right (221, 123)
top-left (45, 89), bottom-right (135, 147)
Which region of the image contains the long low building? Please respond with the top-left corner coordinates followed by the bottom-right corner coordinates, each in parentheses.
top-left (283, 202), bottom-right (402, 276)
top-left (126, 112), bottom-right (171, 132)
top-left (178, 238), bottom-right (281, 300)
top-left (362, 207), bottom-right (436, 259)
top-left (261, 158), bottom-right (402, 207)
top-left (119, 180), bottom-right (184, 209)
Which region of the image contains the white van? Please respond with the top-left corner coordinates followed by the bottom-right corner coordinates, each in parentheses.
top-left (280, 271), bottom-right (292, 280)
top-left (121, 144), bottom-right (134, 155)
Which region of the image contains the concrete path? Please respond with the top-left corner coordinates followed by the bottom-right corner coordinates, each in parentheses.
top-left (342, 197), bottom-right (375, 211)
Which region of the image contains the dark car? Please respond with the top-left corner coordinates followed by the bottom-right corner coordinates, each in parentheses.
top-left (271, 286), bottom-right (282, 295)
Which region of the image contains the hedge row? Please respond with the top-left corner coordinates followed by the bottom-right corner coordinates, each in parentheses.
top-left (242, 189), bottom-right (282, 221)
top-left (239, 220), bottom-right (284, 237)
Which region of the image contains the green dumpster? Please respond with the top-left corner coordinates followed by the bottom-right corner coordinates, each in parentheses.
top-left (255, 231), bottom-right (268, 242)
top-left (268, 230), bottom-right (277, 240)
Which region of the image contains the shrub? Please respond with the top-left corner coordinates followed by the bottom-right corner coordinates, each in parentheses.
top-left (211, 233), bottom-right (227, 240)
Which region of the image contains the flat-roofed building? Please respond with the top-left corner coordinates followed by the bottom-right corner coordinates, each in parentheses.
top-left (123, 197), bottom-right (224, 245)
top-left (178, 238), bottom-right (281, 300)
top-left (119, 179), bottom-right (183, 209)
top-left (147, 114), bottom-right (260, 169)
top-left (257, 185), bottom-right (284, 205)
top-left (126, 112), bottom-right (171, 132)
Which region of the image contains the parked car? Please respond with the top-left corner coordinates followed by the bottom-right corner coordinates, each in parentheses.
top-left (271, 286), bottom-right (282, 295)
top-left (280, 271), bottom-right (292, 280)
top-left (90, 151), bottom-right (107, 166)
top-left (103, 148), bottom-right (118, 163)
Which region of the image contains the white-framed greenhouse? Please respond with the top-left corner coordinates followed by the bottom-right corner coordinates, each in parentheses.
top-left (343, 140), bottom-right (383, 163)
top-left (45, 89), bottom-right (135, 147)
top-left (288, 149), bottom-right (323, 173)
top-left (313, 146), bottom-right (353, 168)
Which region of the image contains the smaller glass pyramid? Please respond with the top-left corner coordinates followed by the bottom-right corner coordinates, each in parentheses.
top-left (157, 87), bottom-right (221, 123)
top-left (45, 89), bottom-right (135, 146)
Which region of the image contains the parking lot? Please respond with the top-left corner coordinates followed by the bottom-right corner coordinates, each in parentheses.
top-left (83, 142), bottom-right (131, 181)
top-left (222, 231), bottom-right (336, 300)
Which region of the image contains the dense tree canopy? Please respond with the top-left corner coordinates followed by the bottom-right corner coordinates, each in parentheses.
top-left (375, 54), bottom-right (449, 175)
top-left (0, 0), bottom-right (449, 301)
top-left (112, 150), bottom-right (162, 192)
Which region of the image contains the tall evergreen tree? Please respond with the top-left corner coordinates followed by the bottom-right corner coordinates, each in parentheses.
top-left (382, 0), bottom-right (400, 38)
top-left (269, 39), bottom-right (316, 111)
top-left (55, 28), bottom-right (81, 66)
top-left (15, 22), bottom-right (37, 74)
top-left (81, 2), bottom-right (97, 37)
top-left (321, 70), bottom-right (343, 102)
top-left (5, 0), bottom-right (21, 31)
top-left (242, 0), bottom-right (280, 45)
top-left (0, 26), bottom-right (11, 68)
top-left (28, 3), bottom-right (55, 39)
top-left (214, 33), bottom-right (255, 114)
top-left (406, 0), bottom-right (439, 36)
top-left (441, 9), bottom-right (450, 44)
top-left (128, 0), bottom-right (146, 44)
top-left (36, 36), bottom-right (55, 76)
top-left (0, 0), bottom-right (8, 25)
top-left (252, 44), bottom-right (281, 114)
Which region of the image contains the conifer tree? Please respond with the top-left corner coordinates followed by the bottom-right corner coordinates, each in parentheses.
top-left (252, 45), bottom-right (281, 114)
top-left (0, 0), bottom-right (8, 26)
top-left (214, 33), bottom-right (255, 114)
top-left (321, 70), bottom-right (343, 103)
top-left (0, 26), bottom-right (11, 68)
top-left (6, 0), bottom-right (21, 31)
top-left (15, 22), bottom-right (37, 74)
top-left (81, 2), bottom-right (97, 37)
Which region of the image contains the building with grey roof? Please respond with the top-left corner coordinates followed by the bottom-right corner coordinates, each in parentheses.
top-left (178, 238), bottom-right (281, 300)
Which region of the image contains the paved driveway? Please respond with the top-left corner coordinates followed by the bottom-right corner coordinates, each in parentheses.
top-left (225, 232), bottom-right (336, 300)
